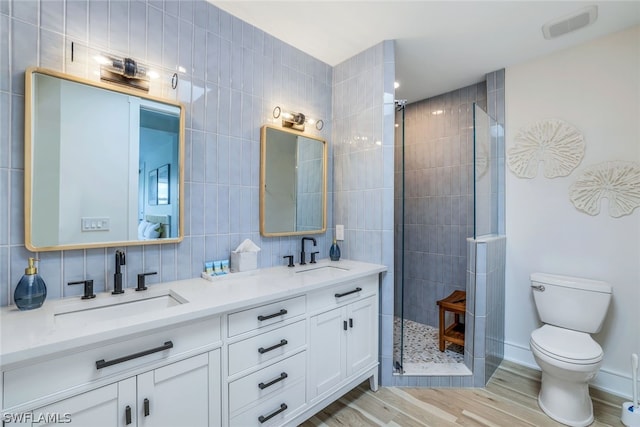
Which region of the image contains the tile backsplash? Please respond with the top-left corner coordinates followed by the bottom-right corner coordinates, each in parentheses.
top-left (0, 0), bottom-right (333, 306)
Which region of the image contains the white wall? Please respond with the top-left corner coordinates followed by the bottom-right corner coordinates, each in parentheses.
top-left (504, 26), bottom-right (640, 398)
top-left (58, 81), bottom-right (131, 245)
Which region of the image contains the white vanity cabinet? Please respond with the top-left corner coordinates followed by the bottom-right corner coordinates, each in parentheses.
top-left (308, 277), bottom-right (379, 401)
top-left (136, 351), bottom-right (219, 427)
top-left (30, 382), bottom-right (123, 427)
top-left (30, 351), bottom-right (219, 427)
top-left (1, 260), bottom-right (386, 427)
top-left (225, 296), bottom-right (308, 426)
top-left (1, 316), bottom-right (222, 427)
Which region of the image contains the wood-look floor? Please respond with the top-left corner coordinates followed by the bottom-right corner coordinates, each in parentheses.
top-left (300, 361), bottom-right (626, 427)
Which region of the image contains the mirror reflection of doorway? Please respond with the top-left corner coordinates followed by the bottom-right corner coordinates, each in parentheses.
top-left (139, 105), bottom-right (180, 237)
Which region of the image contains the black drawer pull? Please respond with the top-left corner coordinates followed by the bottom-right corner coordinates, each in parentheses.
top-left (96, 341), bottom-right (173, 370)
top-left (257, 309), bottom-right (288, 321)
top-left (335, 287), bottom-right (362, 298)
top-left (144, 398), bottom-right (150, 417)
top-left (258, 403), bottom-right (288, 423)
top-left (125, 405), bottom-right (132, 425)
top-left (349, 318), bottom-right (354, 328)
top-left (258, 372), bottom-right (288, 390)
top-left (343, 320), bottom-right (348, 331)
top-left (258, 339), bottom-right (288, 354)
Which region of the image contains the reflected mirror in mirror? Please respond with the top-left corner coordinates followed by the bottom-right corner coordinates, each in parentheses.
top-left (25, 68), bottom-right (184, 251)
top-left (260, 125), bottom-right (327, 236)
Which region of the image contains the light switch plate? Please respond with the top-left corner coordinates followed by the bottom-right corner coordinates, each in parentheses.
top-left (81, 217), bottom-right (110, 232)
top-left (336, 224), bottom-right (344, 241)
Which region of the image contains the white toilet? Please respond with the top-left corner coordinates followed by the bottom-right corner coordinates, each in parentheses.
top-left (529, 272), bottom-right (612, 427)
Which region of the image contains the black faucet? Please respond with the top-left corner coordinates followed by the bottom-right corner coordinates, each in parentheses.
top-left (112, 250), bottom-right (126, 295)
top-left (300, 237), bottom-right (317, 265)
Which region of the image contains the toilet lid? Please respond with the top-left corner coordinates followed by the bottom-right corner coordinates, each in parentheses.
top-left (531, 325), bottom-right (603, 364)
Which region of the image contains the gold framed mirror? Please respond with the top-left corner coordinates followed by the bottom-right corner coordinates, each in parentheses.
top-left (25, 67), bottom-right (185, 251)
top-left (260, 125), bottom-right (327, 237)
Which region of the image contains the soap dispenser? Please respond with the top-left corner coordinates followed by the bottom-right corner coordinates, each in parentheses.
top-left (14, 257), bottom-right (47, 310)
top-left (329, 238), bottom-right (341, 261)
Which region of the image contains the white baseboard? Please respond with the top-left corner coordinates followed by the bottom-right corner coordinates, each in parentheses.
top-left (504, 340), bottom-right (633, 400)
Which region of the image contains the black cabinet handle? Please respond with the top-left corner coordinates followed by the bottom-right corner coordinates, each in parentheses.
top-left (144, 398), bottom-right (150, 417)
top-left (258, 372), bottom-right (288, 390)
top-left (335, 287), bottom-right (362, 298)
top-left (125, 405), bottom-right (132, 425)
top-left (258, 403), bottom-right (288, 423)
top-left (257, 309), bottom-right (287, 321)
top-left (343, 320), bottom-right (348, 331)
top-left (349, 318), bottom-right (354, 328)
top-left (96, 341), bottom-right (173, 369)
top-left (258, 339), bottom-right (288, 354)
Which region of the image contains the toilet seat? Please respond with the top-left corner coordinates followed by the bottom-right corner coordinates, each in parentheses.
top-left (531, 325), bottom-right (603, 365)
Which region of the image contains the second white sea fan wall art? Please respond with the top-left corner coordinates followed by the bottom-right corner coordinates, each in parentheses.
top-left (569, 161), bottom-right (640, 218)
top-left (507, 119), bottom-right (585, 178)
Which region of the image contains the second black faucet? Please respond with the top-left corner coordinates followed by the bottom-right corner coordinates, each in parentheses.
top-left (112, 250), bottom-right (126, 295)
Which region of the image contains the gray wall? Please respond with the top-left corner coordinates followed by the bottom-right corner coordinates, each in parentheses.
top-left (0, 0), bottom-right (333, 305)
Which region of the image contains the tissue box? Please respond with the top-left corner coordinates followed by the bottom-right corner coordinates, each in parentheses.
top-left (230, 251), bottom-right (257, 272)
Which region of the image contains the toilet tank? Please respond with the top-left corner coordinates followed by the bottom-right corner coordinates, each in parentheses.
top-left (531, 272), bottom-right (612, 333)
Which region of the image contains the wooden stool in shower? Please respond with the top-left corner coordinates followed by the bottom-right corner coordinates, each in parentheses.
top-left (436, 290), bottom-right (466, 352)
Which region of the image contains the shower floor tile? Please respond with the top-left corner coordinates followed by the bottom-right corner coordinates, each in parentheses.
top-left (393, 317), bottom-right (468, 375)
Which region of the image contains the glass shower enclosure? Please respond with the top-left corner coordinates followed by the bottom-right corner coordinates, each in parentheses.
top-left (394, 98), bottom-right (503, 377)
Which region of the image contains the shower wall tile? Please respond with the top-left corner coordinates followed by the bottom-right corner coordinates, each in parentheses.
top-left (2, 0), bottom-right (333, 306)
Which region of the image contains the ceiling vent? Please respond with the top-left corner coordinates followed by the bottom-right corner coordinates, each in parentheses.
top-left (542, 5), bottom-right (598, 39)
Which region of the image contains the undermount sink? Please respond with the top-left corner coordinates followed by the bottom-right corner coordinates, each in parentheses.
top-left (54, 291), bottom-right (187, 327)
top-left (295, 265), bottom-right (350, 274)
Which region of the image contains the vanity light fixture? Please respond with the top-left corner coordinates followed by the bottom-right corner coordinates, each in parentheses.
top-left (96, 54), bottom-right (151, 92)
top-left (273, 106), bottom-right (324, 131)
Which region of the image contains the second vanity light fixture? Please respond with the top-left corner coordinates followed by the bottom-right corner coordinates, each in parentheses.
top-left (273, 106), bottom-right (324, 131)
top-left (95, 54), bottom-right (153, 92)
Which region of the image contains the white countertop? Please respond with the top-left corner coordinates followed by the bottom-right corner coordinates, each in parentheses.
top-left (0, 259), bottom-right (386, 369)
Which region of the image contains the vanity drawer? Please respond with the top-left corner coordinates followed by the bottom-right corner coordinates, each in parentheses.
top-left (228, 320), bottom-right (306, 376)
top-left (230, 379), bottom-right (306, 427)
top-left (228, 296), bottom-right (306, 337)
top-left (307, 276), bottom-right (378, 314)
top-left (3, 316), bottom-right (221, 409)
top-left (229, 351), bottom-right (306, 415)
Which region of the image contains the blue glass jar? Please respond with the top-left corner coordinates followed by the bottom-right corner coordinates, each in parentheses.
top-left (329, 239), bottom-right (341, 261)
top-left (14, 258), bottom-right (47, 310)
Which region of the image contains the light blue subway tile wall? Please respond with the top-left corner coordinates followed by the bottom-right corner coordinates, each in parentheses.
top-left (332, 40), bottom-right (395, 385)
top-left (468, 235), bottom-right (506, 385)
top-left (1, 0), bottom-right (332, 306)
top-left (484, 235), bottom-right (506, 382)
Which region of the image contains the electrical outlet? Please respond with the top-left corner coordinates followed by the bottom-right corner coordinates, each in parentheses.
top-left (336, 224), bottom-right (344, 241)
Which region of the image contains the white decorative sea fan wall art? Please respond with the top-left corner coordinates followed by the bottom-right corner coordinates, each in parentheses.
top-left (507, 119), bottom-right (585, 178)
top-left (569, 161), bottom-right (640, 218)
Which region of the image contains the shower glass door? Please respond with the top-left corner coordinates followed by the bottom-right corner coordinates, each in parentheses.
top-left (473, 103), bottom-right (501, 238)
